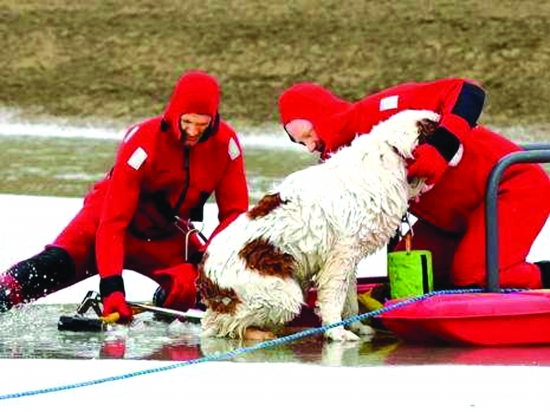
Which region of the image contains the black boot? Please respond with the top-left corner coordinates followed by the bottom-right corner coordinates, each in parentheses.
top-left (535, 261), bottom-right (550, 288)
top-left (0, 246), bottom-right (76, 311)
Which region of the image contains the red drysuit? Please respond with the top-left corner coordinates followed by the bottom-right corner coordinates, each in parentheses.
top-left (279, 78), bottom-right (550, 289)
top-left (52, 71), bottom-right (249, 301)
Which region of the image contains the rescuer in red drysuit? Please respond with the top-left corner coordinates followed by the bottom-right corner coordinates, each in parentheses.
top-left (0, 70), bottom-right (249, 320)
top-left (278, 78), bottom-right (550, 290)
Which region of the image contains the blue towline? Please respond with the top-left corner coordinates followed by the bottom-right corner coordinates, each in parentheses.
top-left (1, 287), bottom-right (524, 401)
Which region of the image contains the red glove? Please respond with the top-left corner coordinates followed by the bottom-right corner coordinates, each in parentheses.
top-left (152, 263), bottom-right (198, 312)
top-left (407, 143), bottom-right (448, 186)
top-left (100, 276), bottom-right (133, 323)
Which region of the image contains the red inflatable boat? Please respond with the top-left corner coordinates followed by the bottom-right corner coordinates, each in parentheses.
top-left (378, 290), bottom-right (550, 346)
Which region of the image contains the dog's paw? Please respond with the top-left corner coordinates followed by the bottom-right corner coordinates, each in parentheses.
top-left (325, 326), bottom-right (360, 341)
top-left (349, 321), bottom-right (376, 340)
top-left (244, 327), bottom-right (276, 341)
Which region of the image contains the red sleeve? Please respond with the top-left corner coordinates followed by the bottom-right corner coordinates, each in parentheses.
top-left (96, 125), bottom-right (149, 276)
top-left (429, 78), bottom-right (486, 142)
top-left (209, 135), bottom-right (249, 239)
top-left (319, 78), bottom-right (485, 160)
top-left (350, 78), bottom-right (485, 163)
top-left (416, 78), bottom-right (486, 164)
top-left (358, 78), bottom-right (485, 138)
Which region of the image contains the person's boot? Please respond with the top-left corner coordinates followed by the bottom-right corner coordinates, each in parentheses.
top-left (0, 246), bottom-right (76, 312)
top-left (535, 261), bottom-right (550, 288)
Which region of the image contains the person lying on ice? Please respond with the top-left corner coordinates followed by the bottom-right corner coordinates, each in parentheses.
top-left (278, 78), bottom-right (550, 291)
top-left (0, 70), bottom-right (249, 321)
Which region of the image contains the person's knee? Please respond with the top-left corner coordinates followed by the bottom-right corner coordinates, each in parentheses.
top-left (2, 246), bottom-right (76, 302)
top-left (451, 259), bottom-right (486, 288)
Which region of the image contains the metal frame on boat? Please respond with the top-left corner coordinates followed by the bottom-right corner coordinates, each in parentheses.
top-left (380, 143), bottom-right (550, 346)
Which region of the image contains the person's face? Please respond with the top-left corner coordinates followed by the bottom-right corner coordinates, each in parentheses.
top-left (285, 119), bottom-right (325, 154)
top-left (179, 113), bottom-right (212, 147)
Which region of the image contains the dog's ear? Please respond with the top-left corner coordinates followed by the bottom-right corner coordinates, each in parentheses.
top-left (416, 119), bottom-right (439, 144)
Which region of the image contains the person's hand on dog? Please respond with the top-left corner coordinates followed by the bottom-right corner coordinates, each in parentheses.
top-left (407, 143), bottom-right (448, 186)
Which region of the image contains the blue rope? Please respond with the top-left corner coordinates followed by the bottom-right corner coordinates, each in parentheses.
top-left (0, 287), bottom-right (524, 401)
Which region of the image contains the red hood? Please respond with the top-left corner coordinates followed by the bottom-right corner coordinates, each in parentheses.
top-left (278, 82), bottom-right (353, 156)
top-left (163, 70), bottom-right (220, 140)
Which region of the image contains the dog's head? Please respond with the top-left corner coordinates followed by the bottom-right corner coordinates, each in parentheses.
top-left (348, 109), bottom-right (440, 163)
top-left (345, 110), bottom-right (440, 198)
top-left (376, 109), bottom-right (440, 159)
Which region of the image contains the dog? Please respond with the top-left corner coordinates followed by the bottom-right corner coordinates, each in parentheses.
top-left (199, 109), bottom-right (440, 341)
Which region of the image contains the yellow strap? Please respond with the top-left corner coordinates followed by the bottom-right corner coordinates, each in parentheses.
top-left (100, 312), bottom-right (121, 324)
top-left (357, 291), bottom-right (384, 311)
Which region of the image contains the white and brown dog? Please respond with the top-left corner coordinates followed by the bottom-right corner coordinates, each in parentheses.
top-left (199, 110), bottom-right (439, 341)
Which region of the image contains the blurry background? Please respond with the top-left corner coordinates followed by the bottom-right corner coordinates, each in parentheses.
top-left (1, 0), bottom-right (550, 200)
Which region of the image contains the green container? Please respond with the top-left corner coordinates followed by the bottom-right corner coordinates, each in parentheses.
top-left (387, 250), bottom-right (433, 299)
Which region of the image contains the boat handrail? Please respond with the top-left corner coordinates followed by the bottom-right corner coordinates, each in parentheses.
top-left (485, 143), bottom-right (550, 291)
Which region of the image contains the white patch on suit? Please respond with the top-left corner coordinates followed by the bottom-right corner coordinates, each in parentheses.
top-left (379, 95), bottom-right (399, 111)
top-left (228, 137), bottom-right (241, 160)
top-left (127, 147), bottom-right (148, 170)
